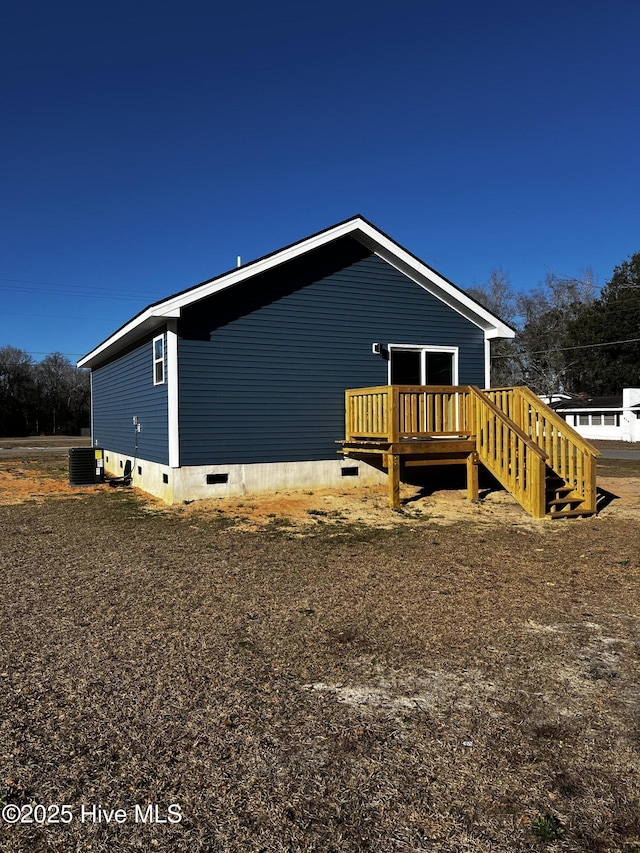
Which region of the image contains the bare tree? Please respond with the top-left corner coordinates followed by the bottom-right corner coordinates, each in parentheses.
top-left (467, 269), bottom-right (521, 387)
top-left (0, 346), bottom-right (36, 435)
top-left (0, 347), bottom-right (90, 436)
top-left (467, 268), bottom-right (597, 393)
top-left (515, 270), bottom-right (597, 395)
top-left (36, 353), bottom-right (90, 434)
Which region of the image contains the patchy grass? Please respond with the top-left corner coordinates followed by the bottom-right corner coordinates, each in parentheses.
top-left (597, 456), bottom-right (640, 478)
top-left (531, 813), bottom-right (566, 842)
top-left (0, 435), bottom-right (91, 450)
top-left (0, 453), bottom-right (639, 851)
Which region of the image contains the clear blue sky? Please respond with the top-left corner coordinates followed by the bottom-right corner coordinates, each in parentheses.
top-left (2, 0), bottom-right (639, 362)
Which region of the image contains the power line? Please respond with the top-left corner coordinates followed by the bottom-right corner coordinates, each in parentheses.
top-left (0, 277), bottom-right (71, 286)
top-left (1, 311), bottom-right (123, 322)
top-left (0, 278), bottom-right (159, 302)
top-left (492, 336), bottom-right (640, 358)
top-left (503, 301), bottom-right (640, 327)
top-left (536, 336), bottom-right (640, 353)
top-left (10, 351), bottom-right (86, 358)
top-left (0, 286), bottom-right (154, 303)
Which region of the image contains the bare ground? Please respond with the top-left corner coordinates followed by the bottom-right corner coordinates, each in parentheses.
top-left (0, 447), bottom-right (638, 852)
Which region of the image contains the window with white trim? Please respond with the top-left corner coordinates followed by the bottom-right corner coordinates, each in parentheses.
top-left (153, 335), bottom-right (165, 385)
top-left (388, 345), bottom-right (458, 386)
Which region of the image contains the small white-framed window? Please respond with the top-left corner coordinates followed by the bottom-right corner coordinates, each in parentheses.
top-left (153, 334), bottom-right (165, 385)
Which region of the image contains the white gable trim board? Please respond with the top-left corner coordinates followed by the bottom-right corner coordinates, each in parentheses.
top-left (78, 216), bottom-right (514, 371)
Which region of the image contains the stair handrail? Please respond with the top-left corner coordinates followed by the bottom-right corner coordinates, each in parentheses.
top-left (487, 385), bottom-right (600, 515)
top-left (468, 386), bottom-right (548, 518)
top-left (468, 387), bottom-right (548, 459)
top-left (513, 386), bottom-right (601, 459)
top-left (512, 386), bottom-right (600, 515)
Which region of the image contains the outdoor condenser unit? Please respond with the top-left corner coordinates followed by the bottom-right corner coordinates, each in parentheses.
top-left (69, 447), bottom-right (105, 486)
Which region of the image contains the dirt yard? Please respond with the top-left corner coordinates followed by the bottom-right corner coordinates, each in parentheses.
top-left (0, 445), bottom-right (638, 852)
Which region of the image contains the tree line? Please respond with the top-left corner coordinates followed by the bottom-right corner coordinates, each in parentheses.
top-left (0, 348), bottom-right (90, 437)
top-left (468, 251), bottom-right (640, 396)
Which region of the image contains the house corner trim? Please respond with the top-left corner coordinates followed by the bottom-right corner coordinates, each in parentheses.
top-left (484, 338), bottom-right (491, 388)
top-left (167, 321), bottom-right (180, 467)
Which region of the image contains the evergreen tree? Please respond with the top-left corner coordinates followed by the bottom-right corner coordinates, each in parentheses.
top-left (566, 254), bottom-right (640, 394)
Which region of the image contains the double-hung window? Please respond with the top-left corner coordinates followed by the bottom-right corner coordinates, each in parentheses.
top-left (153, 334), bottom-right (165, 385)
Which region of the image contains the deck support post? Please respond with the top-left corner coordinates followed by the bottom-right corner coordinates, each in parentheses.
top-left (387, 453), bottom-right (400, 510)
top-left (466, 452), bottom-right (479, 502)
top-left (530, 455), bottom-right (547, 519)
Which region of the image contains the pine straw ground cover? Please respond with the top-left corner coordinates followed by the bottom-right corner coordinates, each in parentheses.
top-left (0, 453), bottom-right (638, 852)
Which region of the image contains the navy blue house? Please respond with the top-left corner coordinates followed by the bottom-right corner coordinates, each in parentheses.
top-left (78, 216), bottom-right (514, 502)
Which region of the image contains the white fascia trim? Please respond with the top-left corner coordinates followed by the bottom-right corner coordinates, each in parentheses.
top-left (78, 307), bottom-right (180, 368)
top-left (77, 224), bottom-right (360, 368)
top-left (166, 321), bottom-right (179, 468)
top-left (357, 230), bottom-right (515, 340)
top-left (78, 216), bottom-right (514, 367)
top-left (155, 218), bottom-right (367, 317)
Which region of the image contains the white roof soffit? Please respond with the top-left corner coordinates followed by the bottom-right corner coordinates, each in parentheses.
top-left (77, 307), bottom-right (180, 369)
top-left (78, 217), bottom-right (514, 368)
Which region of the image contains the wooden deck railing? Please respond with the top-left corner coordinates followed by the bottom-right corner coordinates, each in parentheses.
top-left (345, 385), bottom-right (471, 442)
top-left (486, 386), bottom-right (600, 513)
top-left (344, 384), bottom-right (599, 518)
top-left (345, 386), bottom-right (390, 441)
top-left (468, 386), bottom-right (548, 518)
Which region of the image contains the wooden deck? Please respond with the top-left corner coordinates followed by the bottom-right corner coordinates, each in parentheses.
top-left (340, 385), bottom-right (600, 518)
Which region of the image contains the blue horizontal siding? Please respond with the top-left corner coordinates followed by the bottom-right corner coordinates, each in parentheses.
top-left (92, 334), bottom-right (169, 464)
top-left (177, 243), bottom-right (485, 466)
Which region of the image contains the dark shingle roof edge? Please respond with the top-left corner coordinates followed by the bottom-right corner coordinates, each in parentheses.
top-left (78, 215), bottom-right (516, 368)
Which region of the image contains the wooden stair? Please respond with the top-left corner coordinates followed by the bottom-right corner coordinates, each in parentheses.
top-left (544, 469), bottom-right (595, 518)
top-left (485, 386), bottom-right (600, 519)
top-left (342, 384), bottom-right (600, 519)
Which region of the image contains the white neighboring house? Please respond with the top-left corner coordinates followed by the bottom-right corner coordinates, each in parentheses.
top-left (541, 389), bottom-right (640, 442)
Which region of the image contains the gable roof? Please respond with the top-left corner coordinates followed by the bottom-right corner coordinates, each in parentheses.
top-left (553, 395), bottom-right (640, 411)
top-left (78, 215), bottom-right (515, 369)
